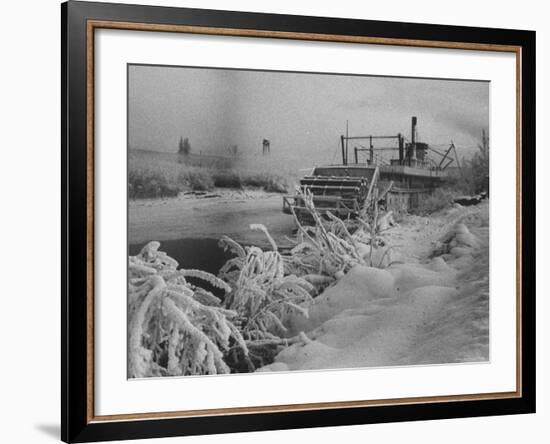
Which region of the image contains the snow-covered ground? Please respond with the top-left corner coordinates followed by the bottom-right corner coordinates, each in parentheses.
top-left (258, 201), bottom-right (490, 372)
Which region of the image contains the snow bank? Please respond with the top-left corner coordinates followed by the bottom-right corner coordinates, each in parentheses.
top-left (285, 266), bottom-right (398, 336)
top-left (262, 283), bottom-right (458, 371)
top-left (258, 204), bottom-right (489, 373)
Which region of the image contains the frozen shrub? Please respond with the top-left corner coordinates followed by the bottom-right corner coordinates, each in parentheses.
top-left (212, 170), bottom-right (243, 188)
top-left (128, 169), bottom-right (179, 199)
top-left (263, 174), bottom-right (289, 193)
top-left (218, 225), bottom-right (314, 369)
top-left (411, 188), bottom-right (456, 215)
top-left (219, 225), bottom-right (313, 340)
top-left (185, 170), bottom-right (214, 191)
top-left (241, 173), bottom-right (289, 193)
top-left (128, 242), bottom-right (247, 378)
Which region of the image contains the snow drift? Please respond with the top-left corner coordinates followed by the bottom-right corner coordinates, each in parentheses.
top-left (258, 204), bottom-right (489, 372)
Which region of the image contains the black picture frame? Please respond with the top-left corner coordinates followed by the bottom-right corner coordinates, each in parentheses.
top-left (61, 1), bottom-right (536, 442)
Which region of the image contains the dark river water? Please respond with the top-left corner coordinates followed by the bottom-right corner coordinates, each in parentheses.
top-left (129, 238), bottom-right (236, 298)
top-left (129, 238), bottom-right (234, 275)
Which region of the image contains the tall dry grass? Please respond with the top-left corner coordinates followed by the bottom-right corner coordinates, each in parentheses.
top-left (128, 149), bottom-right (294, 198)
top-left (410, 188), bottom-right (457, 215)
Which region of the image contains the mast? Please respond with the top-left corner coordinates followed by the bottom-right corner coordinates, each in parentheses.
top-left (345, 120), bottom-right (349, 165)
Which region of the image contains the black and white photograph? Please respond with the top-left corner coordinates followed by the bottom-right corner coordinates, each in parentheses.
top-left (127, 65), bottom-right (490, 378)
top-left (0, 0), bottom-right (544, 441)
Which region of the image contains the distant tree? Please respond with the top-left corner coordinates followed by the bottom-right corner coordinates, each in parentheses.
top-left (446, 130), bottom-right (489, 195)
top-left (178, 136), bottom-right (191, 156)
top-left (470, 129), bottom-right (489, 194)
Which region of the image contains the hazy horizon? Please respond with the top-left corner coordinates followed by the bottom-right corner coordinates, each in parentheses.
top-left (128, 64), bottom-right (489, 170)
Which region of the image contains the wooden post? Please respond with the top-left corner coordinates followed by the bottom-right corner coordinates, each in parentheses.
top-left (411, 116), bottom-right (417, 160)
top-left (345, 120), bottom-right (349, 165)
top-left (369, 135), bottom-right (374, 164)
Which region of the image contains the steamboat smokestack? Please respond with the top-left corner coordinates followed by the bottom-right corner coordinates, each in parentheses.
top-left (411, 116), bottom-right (417, 161)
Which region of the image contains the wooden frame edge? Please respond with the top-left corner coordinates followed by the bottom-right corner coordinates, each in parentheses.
top-left (80, 14), bottom-right (528, 430)
top-left (86, 18), bottom-right (95, 424)
top-left (89, 19), bottom-right (522, 53)
top-left (90, 391), bottom-right (520, 423)
top-left (515, 46), bottom-right (523, 398)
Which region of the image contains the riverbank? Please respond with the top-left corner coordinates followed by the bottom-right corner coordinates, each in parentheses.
top-left (129, 190), bottom-right (490, 374)
top-left (129, 189), bottom-right (296, 248)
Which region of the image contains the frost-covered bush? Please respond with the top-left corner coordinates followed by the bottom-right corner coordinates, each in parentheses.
top-left (184, 170), bottom-right (215, 191)
top-left (217, 224), bottom-right (315, 369)
top-left (284, 190), bottom-right (375, 285)
top-left (128, 242), bottom-right (247, 378)
top-left (284, 190), bottom-right (399, 283)
top-left (219, 225), bottom-right (313, 340)
top-left (411, 188), bottom-right (456, 215)
top-left (128, 169), bottom-right (180, 199)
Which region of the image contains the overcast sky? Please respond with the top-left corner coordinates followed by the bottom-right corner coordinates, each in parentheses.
top-left (128, 64), bottom-right (489, 168)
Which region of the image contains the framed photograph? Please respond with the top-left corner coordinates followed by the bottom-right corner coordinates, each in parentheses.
top-left (61, 1), bottom-right (535, 442)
